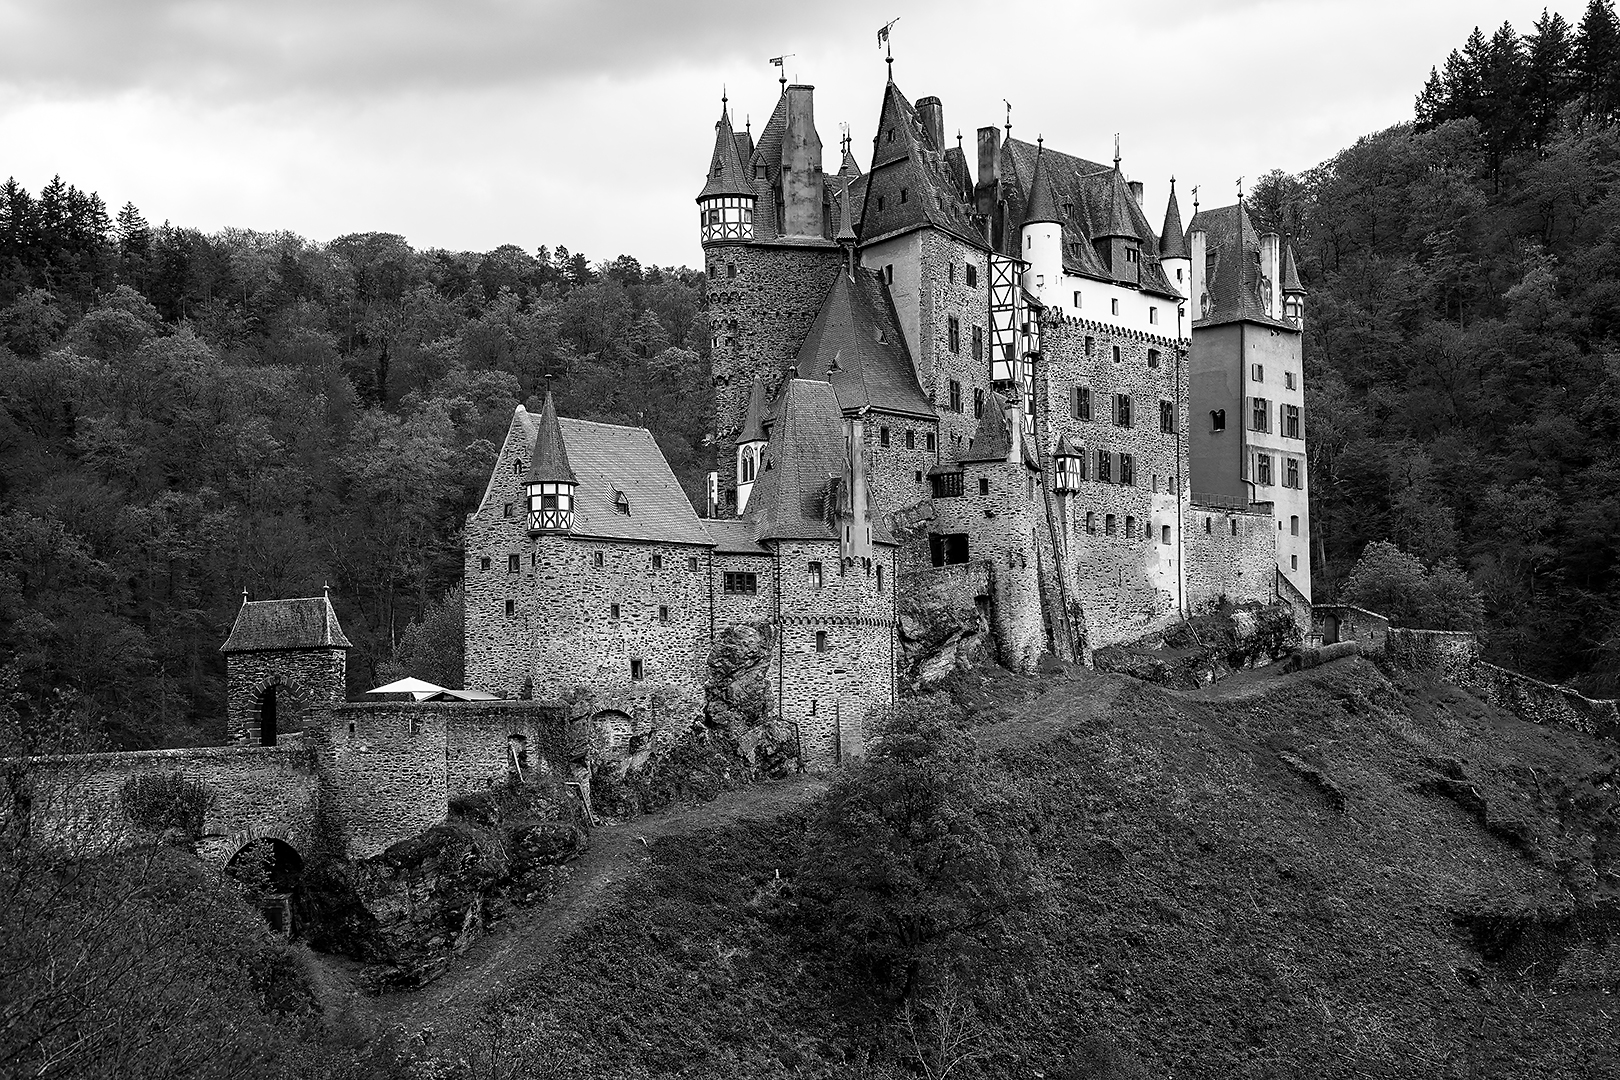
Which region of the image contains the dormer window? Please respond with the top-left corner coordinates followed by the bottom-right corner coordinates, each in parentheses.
top-left (613, 490), bottom-right (631, 515)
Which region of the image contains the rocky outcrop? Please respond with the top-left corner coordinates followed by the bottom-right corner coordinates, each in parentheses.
top-left (897, 574), bottom-right (994, 689)
top-left (704, 623), bottom-right (796, 775)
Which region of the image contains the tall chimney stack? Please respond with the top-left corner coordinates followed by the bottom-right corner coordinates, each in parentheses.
top-left (1259, 232), bottom-right (1281, 318)
top-left (976, 126), bottom-right (1002, 241)
top-left (781, 85), bottom-right (825, 238)
top-left (916, 96), bottom-right (944, 152)
top-left (1128, 180), bottom-right (1144, 208)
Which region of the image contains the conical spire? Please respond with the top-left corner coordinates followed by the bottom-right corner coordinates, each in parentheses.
top-left (525, 391), bottom-right (577, 485)
top-left (1099, 167), bottom-right (1139, 240)
top-left (697, 98), bottom-right (755, 201)
top-left (962, 393), bottom-right (1014, 463)
top-left (739, 375), bottom-right (770, 444)
top-left (1023, 144), bottom-right (1062, 227)
top-left (1281, 242), bottom-right (1306, 295)
top-left (1158, 178), bottom-right (1188, 259)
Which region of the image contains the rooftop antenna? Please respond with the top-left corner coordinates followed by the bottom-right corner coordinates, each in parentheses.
top-left (877, 18), bottom-right (898, 80)
top-left (769, 54), bottom-right (794, 91)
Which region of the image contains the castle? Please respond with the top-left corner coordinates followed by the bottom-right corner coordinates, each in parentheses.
top-left (460, 69), bottom-right (1313, 767)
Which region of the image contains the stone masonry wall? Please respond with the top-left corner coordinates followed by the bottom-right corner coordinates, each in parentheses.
top-left (1184, 502), bottom-right (1276, 610)
top-left (322, 703), bottom-right (452, 860)
top-left (920, 231), bottom-right (995, 455)
top-left (772, 539), bottom-right (897, 768)
top-left (1, 743), bottom-right (319, 866)
top-left (864, 415), bottom-right (938, 523)
top-left (439, 702), bottom-right (570, 796)
top-left (713, 552), bottom-right (776, 627)
top-left (225, 648), bottom-right (347, 745)
top-left (1040, 314), bottom-right (1189, 649)
top-left (1460, 661), bottom-right (1620, 740)
top-left (704, 240), bottom-right (844, 506)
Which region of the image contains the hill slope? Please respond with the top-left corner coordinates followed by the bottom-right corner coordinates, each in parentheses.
top-left (376, 659), bottom-right (1620, 1078)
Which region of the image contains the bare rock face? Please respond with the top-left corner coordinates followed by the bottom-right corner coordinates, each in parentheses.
top-left (899, 584), bottom-right (992, 689)
top-left (704, 623), bottom-right (795, 775)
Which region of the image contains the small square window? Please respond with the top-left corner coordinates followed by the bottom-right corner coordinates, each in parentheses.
top-left (610, 603), bottom-right (621, 619)
top-left (594, 551), bottom-right (604, 567)
top-left (688, 556), bottom-right (699, 571)
top-left (508, 554), bottom-right (520, 573)
top-left (906, 430), bottom-right (916, 450)
top-left (630, 658), bottom-right (644, 681)
top-left (480, 557), bottom-right (491, 571)
top-left (503, 503), bottom-right (513, 518)
top-left (505, 598), bottom-right (515, 615)
top-left (659, 605), bottom-right (669, 623)
top-left (651, 552), bottom-right (662, 570)
top-left (880, 426), bottom-right (891, 447)
top-left (966, 264), bottom-right (977, 287)
top-left (979, 477), bottom-right (989, 497)
top-left (815, 630), bottom-right (828, 653)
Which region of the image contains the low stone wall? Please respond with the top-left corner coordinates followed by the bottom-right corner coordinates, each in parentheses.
top-left (1458, 662), bottom-right (1620, 741)
top-left (1385, 628), bottom-right (1480, 681)
top-left (1311, 604), bottom-right (1390, 653)
top-left (0, 742), bottom-right (319, 865)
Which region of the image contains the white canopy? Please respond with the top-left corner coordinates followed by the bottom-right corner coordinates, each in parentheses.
top-left (365, 677), bottom-right (448, 701)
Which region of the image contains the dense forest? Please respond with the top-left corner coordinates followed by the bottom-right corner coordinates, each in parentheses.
top-left (5, 0), bottom-right (1620, 751)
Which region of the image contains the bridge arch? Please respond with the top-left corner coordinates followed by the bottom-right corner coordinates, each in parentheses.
top-left (224, 830), bottom-right (306, 933)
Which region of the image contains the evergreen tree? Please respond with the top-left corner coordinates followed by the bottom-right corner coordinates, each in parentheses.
top-left (1575, 0), bottom-right (1620, 119)
top-left (1479, 22), bottom-right (1528, 182)
top-left (1525, 9), bottom-right (1578, 145)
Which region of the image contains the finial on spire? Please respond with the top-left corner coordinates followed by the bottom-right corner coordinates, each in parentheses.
top-left (1003, 99), bottom-right (1012, 137)
top-left (1037, 134), bottom-right (1044, 154)
top-left (242, 586), bottom-right (248, 607)
top-left (1236, 176), bottom-right (1244, 201)
top-left (956, 129), bottom-right (963, 151)
top-left (722, 84), bottom-right (727, 107)
top-left (1191, 184), bottom-right (1200, 213)
top-left (323, 582), bottom-right (331, 600)
top-left (1113, 133), bottom-right (1121, 170)
top-left (878, 18), bottom-right (898, 81)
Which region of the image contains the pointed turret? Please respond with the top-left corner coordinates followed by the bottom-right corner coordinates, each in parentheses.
top-left (961, 392), bottom-right (1015, 465)
top-left (736, 375), bottom-right (769, 513)
top-left (1158, 178), bottom-right (1191, 300)
top-left (1023, 147), bottom-right (1062, 226)
top-left (1281, 242), bottom-right (1306, 326)
top-left (697, 96), bottom-right (757, 244)
top-left (524, 391), bottom-right (578, 533)
top-left (1021, 146), bottom-right (1065, 308)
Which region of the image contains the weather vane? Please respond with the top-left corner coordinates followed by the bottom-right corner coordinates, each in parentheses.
top-left (877, 18), bottom-right (899, 77)
top-left (1236, 176), bottom-right (1244, 200)
top-left (1003, 99), bottom-right (1012, 136)
top-left (769, 54), bottom-right (795, 90)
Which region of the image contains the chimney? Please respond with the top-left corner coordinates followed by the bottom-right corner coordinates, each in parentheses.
top-left (916, 96), bottom-right (944, 152)
top-left (975, 125), bottom-right (1002, 223)
top-left (1128, 180), bottom-right (1144, 208)
top-left (1259, 232), bottom-right (1281, 318)
top-left (1190, 228), bottom-right (1207, 317)
top-left (781, 85), bottom-right (825, 238)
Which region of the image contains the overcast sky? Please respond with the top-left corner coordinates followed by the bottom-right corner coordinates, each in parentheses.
top-left (0, 0), bottom-right (1541, 268)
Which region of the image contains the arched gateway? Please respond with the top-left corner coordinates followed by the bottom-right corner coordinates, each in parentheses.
top-left (220, 589), bottom-right (351, 745)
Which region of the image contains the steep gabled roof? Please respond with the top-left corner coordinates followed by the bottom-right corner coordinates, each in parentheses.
top-left (512, 408), bottom-right (710, 545)
top-left (1097, 168), bottom-right (1140, 241)
top-left (697, 104), bottom-right (755, 201)
top-left (1159, 181), bottom-right (1187, 259)
top-left (222, 594), bottom-right (351, 653)
top-left (739, 375), bottom-right (770, 444)
top-left (524, 392), bottom-right (577, 485)
top-left (961, 396), bottom-right (1014, 464)
top-left (1187, 202), bottom-right (1293, 329)
top-left (746, 379), bottom-right (847, 542)
top-left (856, 80), bottom-right (989, 251)
top-left (1024, 149), bottom-right (1062, 226)
top-left (1281, 242), bottom-right (1306, 295)
top-left (794, 267), bottom-right (936, 420)
top-left (942, 143), bottom-right (974, 204)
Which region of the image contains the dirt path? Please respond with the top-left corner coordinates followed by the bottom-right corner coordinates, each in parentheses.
top-left (364, 774), bottom-right (830, 1035)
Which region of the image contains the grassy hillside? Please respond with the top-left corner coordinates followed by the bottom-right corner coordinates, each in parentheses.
top-left (405, 660), bottom-right (1620, 1079)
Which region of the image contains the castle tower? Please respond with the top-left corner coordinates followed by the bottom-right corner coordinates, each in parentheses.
top-left (524, 391), bottom-right (577, 534)
top-left (1158, 179), bottom-right (1191, 304)
top-left (698, 86), bottom-right (843, 517)
top-left (1281, 243), bottom-right (1306, 328)
top-left (221, 591), bottom-right (351, 746)
top-left (1020, 146), bottom-right (1064, 310)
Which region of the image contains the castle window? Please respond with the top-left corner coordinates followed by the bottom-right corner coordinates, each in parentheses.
top-left (1285, 405), bottom-right (1301, 439)
top-left (723, 572), bottom-right (758, 595)
top-left (926, 433), bottom-right (937, 451)
top-left (1085, 336), bottom-right (1095, 356)
top-left (1211, 409), bottom-right (1226, 431)
top-left (1256, 454), bottom-right (1273, 485)
top-left (900, 188), bottom-right (909, 203)
top-left (1073, 385), bottom-right (1092, 421)
top-left (1251, 363), bottom-right (1264, 382)
top-left (949, 264), bottom-right (956, 284)
top-left (614, 490), bottom-right (631, 515)
top-left (1096, 451), bottom-right (1112, 484)
top-left (972, 325), bottom-right (983, 362)
top-left (1292, 554), bottom-right (1299, 569)
top-left (1105, 514), bottom-right (1117, 536)
top-left (727, 263), bottom-right (737, 278)
top-left (1231, 518), bottom-right (1239, 536)
top-left (688, 556), bottom-right (699, 571)
top-left (508, 554), bottom-right (520, 573)
top-left (948, 318), bottom-right (960, 354)
top-left (1086, 512), bottom-right (1096, 534)
top-left (1160, 400), bottom-right (1175, 434)
top-left (1125, 515), bottom-right (1136, 537)
top-left (1149, 306), bottom-right (1158, 324)
top-left (650, 553), bottom-right (663, 570)
top-left (708, 264), bottom-right (715, 279)
top-left (1252, 397), bottom-right (1270, 432)
top-left (877, 564), bottom-right (884, 590)
top-left (594, 551), bottom-right (604, 567)
top-left (878, 197), bottom-right (886, 212)
top-left (503, 502), bottom-right (513, 518)
top-left (880, 427), bottom-right (891, 447)
top-left (659, 605), bottom-right (669, 623)
top-left (1112, 345), bottom-right (1122, 363)
top-left (1286, 371), bottom-right (1297, 390)
top-left (809, 561), bottom-right (823, 587)
top-left (905, 430), bottom-right (916, 450)
top-left (815, 631), bottom-right (828, 653)
top-left (512, 459), bottom-right (523, 475)
top-left (1111, 299), bottom-right (1120, 316)
top-left (1114, 394), bottom-right (1132, 427)
top-left (610, 603), bottom-right (621, 619)
top-left (1126, 248), bottom-right (1139, 264)
top-left (480, 557), bottom-right (491, 571)
top-left (1205, 517), bottom-right (1212, 534)
top-left (930, 472), bottom-right (963, 498)
top-left (979, 477), bottom-right (990, 497)
top-left (630, 658), bottom-right (644, 681)
top-left (928, 532), bottom-right (970, 566)
top-left (1286, 458), bottom-right (1301, 488)
top-left (411, 714), bottom-right (421, 736)
top-left (1119, 453), bottom-right (1135, 487)
top-left (1147, 348), bottom-right (1160, 369)
top-left (886, 128), bottom-right (894, 142)
top-left (915, 470), bottom-right (923, 482)
top-left (949, 379), bottom-right (963, 413)
top-left (1162, 524), bottom-right (1171, 545)
top-left (1290, 514), bottom-right (1300, 536)
top-left (966, 264), bottom-right (977, 287)
top-left (505, 599), bottom-right (515, 615)
top-left (1073, 290), bottom-right (1082, 309)
top-left (973, 388), bottom-right (984, 418)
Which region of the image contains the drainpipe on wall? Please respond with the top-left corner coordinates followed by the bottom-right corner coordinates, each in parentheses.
top-left (1175, 302), bottom-right (1187, 616)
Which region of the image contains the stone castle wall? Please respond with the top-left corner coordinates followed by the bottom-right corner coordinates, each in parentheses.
top-left (919, 232), bottom-right (995, 453)
top-left (713, 552), bottom-right (776, 627)
top-left (1, 742), bottom-right (319, 866)
top-left (322, 703), bottom-right (452, 859)
top-left (224, 648), bottom-right (346, 745)
top-left (1184, 502), bottom-right (1277, 610)
top-left (864, 415), bottom-right (938, 522)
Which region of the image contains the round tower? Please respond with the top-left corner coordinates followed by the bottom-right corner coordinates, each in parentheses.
top-left (1021, 146), bottom-right (1064, 310)
top-left (697, 94), bottom-right (756, 245)
top-left (1158, 178), bottom-right (1192, 304)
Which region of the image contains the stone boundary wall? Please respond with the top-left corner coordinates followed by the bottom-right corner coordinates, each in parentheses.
top-left (0, 742), bottom-right (319, 865)
top-left (1310, 604), bottom-right (1390, 653)
top-left (1384, 628), bottom-right (1480, 682)
top-left (1458, 662), bottom-right (1620, 741)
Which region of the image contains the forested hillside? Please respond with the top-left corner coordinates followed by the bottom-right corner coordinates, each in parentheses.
top-left (1254, 0), bottom-right (1620, 691)
top-left (0, 198), bottom-right (710, 750)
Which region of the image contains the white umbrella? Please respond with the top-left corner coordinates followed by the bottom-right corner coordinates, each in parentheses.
top-left (365, 677), bottom-right (448, 701)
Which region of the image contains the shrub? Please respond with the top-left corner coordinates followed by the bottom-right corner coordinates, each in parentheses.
top-left (119, 771), bottom-right (216, 838)
top-left (1342, 540), bottom-right (1484, 631)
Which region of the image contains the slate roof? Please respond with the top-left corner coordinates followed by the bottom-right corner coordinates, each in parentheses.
top-left (1281, 242), bottom-right (1306, 294)
top-left (1187, 202), bottom-right (1293, 329)
top-left (697, 104), bottom-right (755, 201)
top-left (706, 518), bottom-right (770, 555)
top-left (524, 392), bottom-right (577, 485)
top-left (961, 397), bottom-right (1014, 464)
top-left (1159, 181), bottom-right (1187, 259)
top-left (513, 408), bottom-right (710, 545)
top-left (739, 375), bottom-right (770, 444)
top-left (222, 595), bottom-right (351, 653)
top-left (856, 80), bottom-right (990, 251)
top-left (794, 266), bottom-right (937, 421)
top-left (998, 137), bottom-right (1183, 300)
top-left (942, 144), bottom-right (975, 205)
top-left (1024, 149), bottom-right (1062, 225)
top-left (746, 379), bottom-right (848, 542)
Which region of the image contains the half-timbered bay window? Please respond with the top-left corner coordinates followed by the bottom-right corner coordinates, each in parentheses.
top-left (698, 195), bottom-right (754, 243)
top-left (527, 480), bottom-right (575, 533)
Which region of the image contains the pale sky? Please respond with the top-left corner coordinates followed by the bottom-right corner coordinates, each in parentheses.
top-left (0, 0), bottom-right (1541, 269)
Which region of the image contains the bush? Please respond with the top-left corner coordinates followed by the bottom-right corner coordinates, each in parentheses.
top-left (119, 771), bottom-right (216, 838)
top-left (1342, 541), bottom-right (1484, 631)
